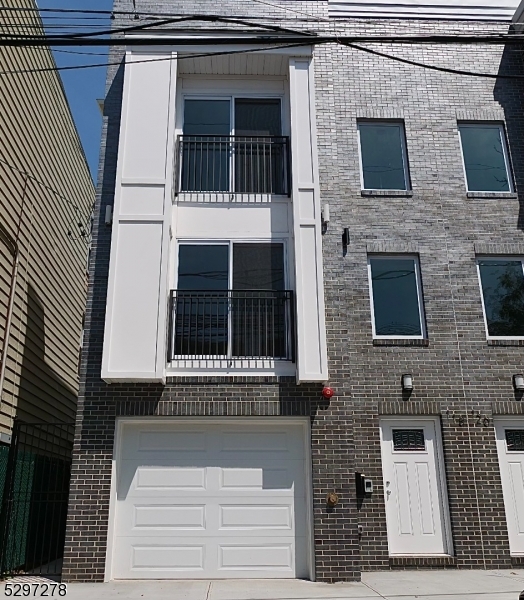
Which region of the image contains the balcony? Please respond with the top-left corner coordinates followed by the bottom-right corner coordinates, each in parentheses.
top-left (168, 290), bottom-right (295, 364)
top-left (175, 136), bottom-right (291, 198)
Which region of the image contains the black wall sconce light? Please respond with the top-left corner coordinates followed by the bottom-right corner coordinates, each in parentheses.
top-left (342, 228), bottom-right (350, 254)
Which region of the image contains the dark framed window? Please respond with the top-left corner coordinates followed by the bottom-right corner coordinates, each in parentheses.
top-left (393, 429), bottom-right (426, 452)
top-left (477, 258), bottom-right (524, 338)
top-left (368, 256), bottom-right (426, 338)
top-left (505, 430), bottom-right (524, 452)
top-left (358, 121), bottom-right (410, 191)
top-left (458, 123), bottom-right (512, 193)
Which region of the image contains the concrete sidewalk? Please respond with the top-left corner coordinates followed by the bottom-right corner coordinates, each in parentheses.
top-left (5, 569), bottom-right (524, 600)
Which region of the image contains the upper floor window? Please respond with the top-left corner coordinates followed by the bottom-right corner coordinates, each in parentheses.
top-left (358, 121), bottom-right (410, 191)
top-left (477, 258), bottom-right (524, 338)
top-left (368, 255), bottom-right (426, 339)
top-left (458, 123), bottom-right (512, 193)
top-left (177, 97), bottom-right (290, 196)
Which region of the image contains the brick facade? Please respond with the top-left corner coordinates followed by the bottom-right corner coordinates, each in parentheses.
top-left (63, 0), bottom-right (524, 583)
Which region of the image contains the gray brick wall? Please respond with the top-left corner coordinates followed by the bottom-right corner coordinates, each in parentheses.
top-left (63, 0), bottom-right (524, 582)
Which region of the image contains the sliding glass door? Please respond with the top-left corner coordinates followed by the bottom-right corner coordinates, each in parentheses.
top-left (179, 98), bottom-right (286, 194)
top-left (173, 242), bottom-right (289, 359)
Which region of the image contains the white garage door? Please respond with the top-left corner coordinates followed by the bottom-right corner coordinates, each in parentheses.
top-left (110, 419), bottom-right (310, 579)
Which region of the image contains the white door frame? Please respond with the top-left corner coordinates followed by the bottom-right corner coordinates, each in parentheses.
top-left (105, 416), bottom-right (315, 581)
top-left (494, 417), bottom-right (524, 556)
top-left (379, 416), bottom-right (454, 556)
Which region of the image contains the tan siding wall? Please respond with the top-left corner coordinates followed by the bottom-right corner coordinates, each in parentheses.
top-left (0, 0), bottom-right (95, 434)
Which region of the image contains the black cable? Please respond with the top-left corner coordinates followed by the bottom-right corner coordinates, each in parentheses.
top-left (0, 13), bottom-right (317, 40)
top-left (343, 41), bottom-right (524, 80)
top-left (3, 39), bottom-right (524, 81)
top-left (0, 42), bottom-right (315, 76)
top-left (1, 4), bottom-right (518, 27)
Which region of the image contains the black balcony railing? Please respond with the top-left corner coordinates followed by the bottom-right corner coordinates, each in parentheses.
top-left (169, 290), bottom-right (295, 361)
top-left (176, 136), bottom-right (291, 196)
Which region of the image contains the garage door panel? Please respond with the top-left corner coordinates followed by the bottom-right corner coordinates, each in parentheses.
top-left (219, 505), bottom-right (292, 530)
top-left (132, 504), bottom-right (206, 530)
top-left (219, 463), bottom-right (305, 491)
top-left (114, 542), bottom-right (206, 578)
top-left (123, 428), bottom-right (209, 453)
top-left (135, 465), bottom-right (207, 490)
top-left (218, 543), bottom-right (293, 571)
top-left (112, 420), bottom-right (310, 579)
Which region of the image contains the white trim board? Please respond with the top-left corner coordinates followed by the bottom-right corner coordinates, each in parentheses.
top-left (329, 0), bottom-right (519, 20)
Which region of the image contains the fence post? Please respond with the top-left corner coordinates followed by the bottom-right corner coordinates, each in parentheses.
top-left (0, 420), bottom-right (20, 576)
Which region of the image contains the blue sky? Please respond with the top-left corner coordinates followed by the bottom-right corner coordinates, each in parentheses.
top-left (37, 0), bottom-right (113, 182)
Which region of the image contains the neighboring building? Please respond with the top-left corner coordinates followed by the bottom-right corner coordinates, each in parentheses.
top-left (64, 0), bottom-right (524, 583)
top-left (0, 0), bottom-right (94, 444)
top-left (0, 0), bottom-right (94, 575)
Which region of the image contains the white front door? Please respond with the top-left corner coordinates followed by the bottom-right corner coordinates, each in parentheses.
top-left (109, 419), bottom-right (311, 579)
top-left (380, 418), bottom-right (451, 556)
top-left (495, 419), bottom-right (524, 555)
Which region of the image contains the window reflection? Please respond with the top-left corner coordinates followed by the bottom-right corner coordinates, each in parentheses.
top-left (359, 123), bottom-right (408, 191)
top-left (370, 257), bottom-right (423, 337)
top-left (478, 260), bottom-right (524, 337)
top-left (459, 125), bottom-right (510, 192)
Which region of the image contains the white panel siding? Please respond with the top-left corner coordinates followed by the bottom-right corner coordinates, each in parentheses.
top-left (175, 203), bottom-right (290, 238)
top-left (122, 55), bottom-right (172, 181)
top-left (289, 58), bottom-right (328, 383)
top-left (102, 50), bottom-right (177, 382)
top-left (107, 222), bottom-right (163, 374)
top-left (329, 0), bottom-right (519, 20)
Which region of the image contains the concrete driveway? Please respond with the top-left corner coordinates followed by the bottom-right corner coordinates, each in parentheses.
top-left (5, 569), bottom-right (524, 600)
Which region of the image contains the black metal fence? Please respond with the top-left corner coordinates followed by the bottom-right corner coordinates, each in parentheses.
top-left (176, 136), bottom-right (291, 196)
top-left (169, 290), bottom-right (295, 361)
top-left (0, 421), bottom-right (74, 579)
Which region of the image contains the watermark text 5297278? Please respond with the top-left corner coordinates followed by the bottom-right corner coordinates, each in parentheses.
top-left (4, 583), bottom-right (67, 597)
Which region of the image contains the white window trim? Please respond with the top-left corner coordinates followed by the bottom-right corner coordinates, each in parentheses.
top-left (457, 122), bottom-right (513, 193)
top-left (357, 121), bottom-right (411, 192)
top-left (168, 238), bottom-right (295, 372)
top-left (367, 254), bottom-right (427, 340)
top-left (476, 255), bottom-right (524, 340)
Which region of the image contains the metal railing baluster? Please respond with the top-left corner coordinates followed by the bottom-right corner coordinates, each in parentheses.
top-left (177, 136), bottom-right (289, 196)
top-left (169, 291), bottom-right (294, 361)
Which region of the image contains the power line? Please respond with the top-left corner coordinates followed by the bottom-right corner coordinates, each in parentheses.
top-left (1, 39), bottom-right (523, 80)
top-left (342, 41), bottom-right (524, 80)
top-left (0, 41), bottom-right (316, 76)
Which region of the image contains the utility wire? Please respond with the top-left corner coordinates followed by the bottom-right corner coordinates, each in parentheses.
top-left (1, 13), bottom-right (523, 79)
top-left (0, 42), bottom-right (316, 76)
top-left (343, 41), bottom-right (524, 79)
top-left (2, 39), bottom-right (523, 80)
top-left (0, 5), bottom-right (516, 25)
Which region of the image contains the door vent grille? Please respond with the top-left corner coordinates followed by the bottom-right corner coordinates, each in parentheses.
top-left (505, 429), bottom-right (524, 452)
top-left (393, 429), bottom-right (425, 451)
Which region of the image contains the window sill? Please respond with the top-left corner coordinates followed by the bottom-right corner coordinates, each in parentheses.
top-left (175, 192), bottom-right (290, 203)
top-left (361, 189), bottom-right (413, 197)
top-left (166, 359), bottom-right (296, 377)
top-left (466, 191), bottom-right (517, 199)
top-left (487, 339), bottom-right (524, 346)
top-left (373, 338), bottom-right (429, 347)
